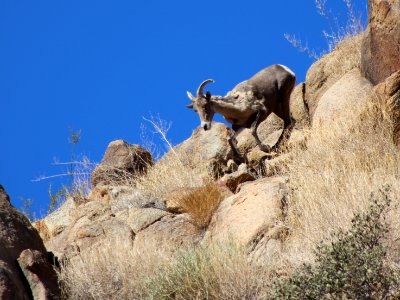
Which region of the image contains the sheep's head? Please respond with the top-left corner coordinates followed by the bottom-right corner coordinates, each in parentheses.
top-left (186, 79), bottom-right (215, 131)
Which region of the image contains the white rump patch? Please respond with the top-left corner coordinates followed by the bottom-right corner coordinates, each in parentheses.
top-left (278, 64), bottom-right (295, 77)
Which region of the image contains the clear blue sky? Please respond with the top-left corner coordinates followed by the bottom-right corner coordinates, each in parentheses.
top-left (0, 0), bottom-right (367, 217)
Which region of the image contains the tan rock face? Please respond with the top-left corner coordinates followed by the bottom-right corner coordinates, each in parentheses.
top-left (133, 214), bottom-right (202, 256)
top-left (122, 207), bottom-right (169, 234)
top-left (204, 177), bottom-right (287, 250)
top-left (43, 188), bottom-right (171, 257)
top-left (174, 122), bottom-right (233, 176)
top-left (219, 163), bottom-right (256, 193)
top-left (46, 199), bottom-right (136, 256)
top-left (33, 196), bottom-right (76, 241)
top-left (91, 140), bottom-right (153, 187)
top-left (107, 185), bottom-right (165, 213)
top-left (361, 0), bottom-right (400, 84)
top-left (0, 185), bottom-right (60, 299)
top-left (290, 82), bottom-right (309, 127)
top-left (373, 70), bottom-right (400, 147)
top-left (313, 68), bottom-right (373, 128)
top-left (44, 194), bottom-right (202, 260)
top-left (305, 34), bottom-right (364, 119)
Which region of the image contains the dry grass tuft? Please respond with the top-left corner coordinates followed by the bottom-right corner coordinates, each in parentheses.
top-left (134, 150), bottom-right (213, 200)
top-left (59, 240), bottom-right (155, 299)
top-left (59, 239), bottom-right (272, 300)
top-left (145, 242), bottom-right (272, 300)
top-left (281, 97), bottom-right (400, 266)
top-left (171, 183), bottom-right (229, 229)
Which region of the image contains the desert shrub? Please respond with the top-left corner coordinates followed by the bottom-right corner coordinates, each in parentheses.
top-left (272, 188), bottom-right (399, 299)
top-left (171, 183), bottom-right (227, 229)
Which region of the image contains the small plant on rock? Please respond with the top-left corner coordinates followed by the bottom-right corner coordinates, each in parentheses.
top-left (34, 129), bottom-right (95, 213)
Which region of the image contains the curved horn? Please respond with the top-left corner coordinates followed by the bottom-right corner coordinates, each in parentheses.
top-left (197, 79), bottom-right (215, 97)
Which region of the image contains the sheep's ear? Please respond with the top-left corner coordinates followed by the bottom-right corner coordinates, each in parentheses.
top-left (205, 91), bottom-right (211, 102)
top-left (186, 103), bottom-right (194, 109)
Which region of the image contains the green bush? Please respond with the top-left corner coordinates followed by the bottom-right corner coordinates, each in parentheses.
top-left (273, 187), bottom-right (399, 299)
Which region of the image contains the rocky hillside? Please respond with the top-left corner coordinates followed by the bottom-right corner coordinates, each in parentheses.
top-left (1, 0), bottom-right (400, 298)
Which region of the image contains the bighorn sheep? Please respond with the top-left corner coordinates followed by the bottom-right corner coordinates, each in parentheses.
top-left (186, 64), bottom-right (296, 162)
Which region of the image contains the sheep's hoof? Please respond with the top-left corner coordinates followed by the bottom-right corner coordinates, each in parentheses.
top-left (259, 144), bottom-right (271, 153)
top-left (236, 156), bottom-right (247, 165)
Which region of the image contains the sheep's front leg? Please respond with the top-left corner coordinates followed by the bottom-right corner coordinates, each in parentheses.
top-left (228, 129), bottom-right (247, 164)
top-left (251, 110), bottom-right (272, 153)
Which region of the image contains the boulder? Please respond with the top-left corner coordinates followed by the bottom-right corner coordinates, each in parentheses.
top-left (250, 234), bottom-right (284, 263)
top-left (91, 140), bottom-right (153, 187)
top-left (219, 163), bottom-right (256, 193)
top-left (174, 122), bottom-right (233, 176)
top-left (373, 70), bottom-right (400, 147)
top-left (305, 34), bottom-right (364, 119)
top-left (87, 184), bottom-right (165, 213)
top-left (33, 196), bottom-right (76, 242)
top-left (0, 185), bottom-right (60, 299)
top-left (361, 0), bottom-right (400, 84)
top-left (107, 185), bottom-right (164, 213)
top-left (203, 177), bottom-right (287, 250)
top-left (48, 199), bottom-right (136, 256)
top-left (313, 68), bottom-right (373, 128)
top-left (121, 207), bottom-right (169, 234)
top-left (43, 200), bottom-right (111, 256)
top-left (132, 214), bottom-right (202, 256)
top-left (44, 192), bottom-right (170, 257)
top-left (87, 185), bottom-right (111, 205)
top-left (243, 129), bottom-right (284, 164)
top-left (243, 130), bottom-right (304, 177)
top-left (290, 82), bottom-right (310, 127)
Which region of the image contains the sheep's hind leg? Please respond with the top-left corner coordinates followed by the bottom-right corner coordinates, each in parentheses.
top-left (272, 100), bottom-right (294, 153)
top-left (251, 110), bottom-right (272, 153)
top-left (228, 128), bottom-right (247, 164)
